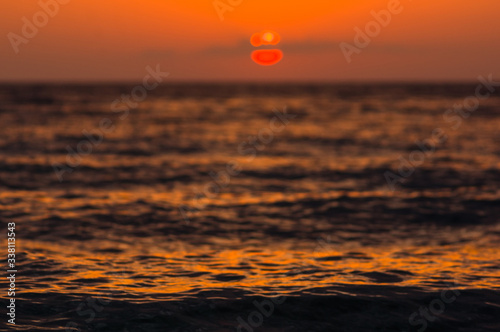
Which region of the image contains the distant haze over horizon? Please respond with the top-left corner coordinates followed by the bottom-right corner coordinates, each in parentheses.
top-left (2, 0), bottom-right (500, 82)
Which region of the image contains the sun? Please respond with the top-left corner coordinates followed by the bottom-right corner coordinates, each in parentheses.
top-left (263, 32), bottom-right (274, 42)
top-left (250, 30), bottom-right (281, 47)
top-left (250, 30), bottom-right (283, 66)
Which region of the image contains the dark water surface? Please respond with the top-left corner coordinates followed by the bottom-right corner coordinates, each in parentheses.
top-left (0, 84), bottom-right (499, 331)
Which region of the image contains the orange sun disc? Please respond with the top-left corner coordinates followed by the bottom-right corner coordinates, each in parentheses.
top-left (250, 30), bottom-right (281, 47)
top-left (251, 50), bottom-right (283, 66)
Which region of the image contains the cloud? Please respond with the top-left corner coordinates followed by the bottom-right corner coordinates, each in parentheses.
top-left (197, 39), bottom-right (411, 57)
top-left (139, 49), bottom-right (176, 59)
top-left (140, 40), bottom-right (413, 60)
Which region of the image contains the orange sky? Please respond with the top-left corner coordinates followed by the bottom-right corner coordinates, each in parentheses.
top-left (1, 0), bottom-right (500, 82)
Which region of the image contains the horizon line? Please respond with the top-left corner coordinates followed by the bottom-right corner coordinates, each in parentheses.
top-left (0, 79), bottom-right (485, 85)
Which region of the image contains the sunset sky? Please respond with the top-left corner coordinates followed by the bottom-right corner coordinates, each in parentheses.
top-left (2, 0), bottom-right (500, 82)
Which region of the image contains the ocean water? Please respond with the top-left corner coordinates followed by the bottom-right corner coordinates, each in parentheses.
top-left (1, 83), bottom-right (499, 331)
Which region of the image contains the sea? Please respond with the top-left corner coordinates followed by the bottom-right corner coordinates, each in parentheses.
top-left (0, 83), bottom-right (499, 331)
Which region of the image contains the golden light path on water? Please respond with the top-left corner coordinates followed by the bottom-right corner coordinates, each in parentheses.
top-left (22, 231), bottom-right (499, 300)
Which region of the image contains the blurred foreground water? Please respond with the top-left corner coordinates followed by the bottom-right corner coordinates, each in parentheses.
top-left (0, 83), bottom-right (499, 331)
